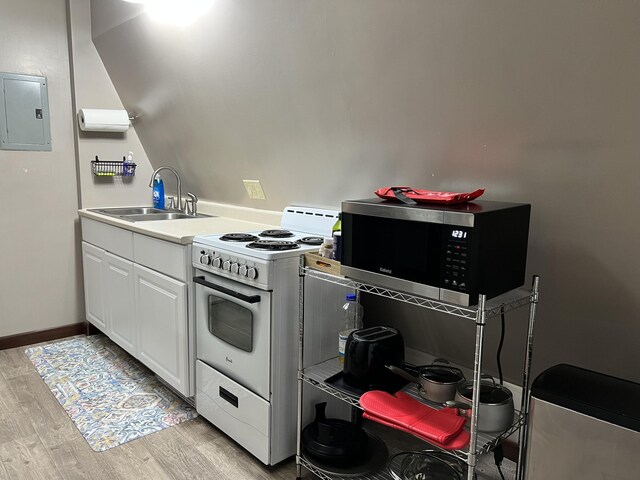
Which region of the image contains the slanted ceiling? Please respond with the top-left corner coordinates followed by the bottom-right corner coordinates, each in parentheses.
top-left (91, 0), bottom-right (640, 384)
top-left (90, 0), bottom-right (567, 211)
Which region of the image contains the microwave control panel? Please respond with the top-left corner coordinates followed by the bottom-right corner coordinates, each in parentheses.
top-left (441, 227), bottom-right (470, 292)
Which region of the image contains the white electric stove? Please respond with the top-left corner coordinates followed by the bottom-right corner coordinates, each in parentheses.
top-left (192, 206), bottom-right (339, 465)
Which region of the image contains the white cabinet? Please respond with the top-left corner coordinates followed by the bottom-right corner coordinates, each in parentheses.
top-left (80, 217), bottom-right (193, 398)
top-left (104, 252), bottom-right (136, 357)
top-left (82, 243), bottom-right (137, 357)
top-left (135, 263), bottom-right (188, 394)
top-left (81, 242), bottom-right (107, 332)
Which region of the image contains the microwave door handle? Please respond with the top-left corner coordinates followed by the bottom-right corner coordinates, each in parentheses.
top-left (193, 276), bottom-right (261, 304)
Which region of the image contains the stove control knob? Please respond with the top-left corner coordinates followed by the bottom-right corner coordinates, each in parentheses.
top-left (199, 253), bottom-right (211, 265)
top-left (223, 260), bottom-right (231, 271)
top-left (212, 256), bottom-right (222, 268)
top-left (238, 265), bottom-right (248, 276)
top-left (247, 267), bottom-right (258, 280)
top-left (230, 262), bottom-right (239, 274)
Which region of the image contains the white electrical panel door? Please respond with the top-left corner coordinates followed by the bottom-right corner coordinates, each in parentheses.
top-left (0, 72), bottom-right (51, 151)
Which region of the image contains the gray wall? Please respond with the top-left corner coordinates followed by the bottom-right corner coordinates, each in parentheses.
top-left (0, 0), bottom-right (82, 337)
top-left (69, 0), bottom-right (155, 209)
top-left (0, 0), bottom-right (158, 339)
top-left (90, 0), bottom-right (640, 383)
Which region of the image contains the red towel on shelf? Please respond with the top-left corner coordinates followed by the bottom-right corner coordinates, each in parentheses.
top-left (360, 391), bottom-right (470, 450)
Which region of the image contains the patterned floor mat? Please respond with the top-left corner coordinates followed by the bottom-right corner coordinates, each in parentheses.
top-left (25, 334), bottom-right (197, 452)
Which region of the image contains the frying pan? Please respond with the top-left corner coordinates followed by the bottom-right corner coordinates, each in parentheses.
top-left (386, 359), bottom-right (465, 403)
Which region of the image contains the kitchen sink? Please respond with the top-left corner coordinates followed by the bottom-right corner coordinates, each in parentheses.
top-left (90, 207), bottom-right (166, 216)
top-left (123, 212), bottom-right (209, 221)
top-left (89, 207), bottom-right (212, 221)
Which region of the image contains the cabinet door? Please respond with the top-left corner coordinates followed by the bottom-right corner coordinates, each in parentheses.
top-left (104, 252), bottom-right (136, 357)
top-left (134, 264), bottom-right (188, 396)
top-left (81, 242), bottom-right (107, 331)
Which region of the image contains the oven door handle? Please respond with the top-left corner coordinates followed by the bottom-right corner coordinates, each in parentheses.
top-left (193, 276), bottom-right (261, 304)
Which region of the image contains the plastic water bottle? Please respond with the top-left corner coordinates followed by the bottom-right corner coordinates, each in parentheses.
top-left (338, 293), bottom-right (364, 363)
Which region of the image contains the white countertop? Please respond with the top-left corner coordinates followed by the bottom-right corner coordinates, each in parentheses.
top-left (78, 202), bottom-right (281, 245)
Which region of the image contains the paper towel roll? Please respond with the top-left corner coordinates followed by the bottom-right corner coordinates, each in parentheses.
top-left (78, 109), bottom-right (130, 132)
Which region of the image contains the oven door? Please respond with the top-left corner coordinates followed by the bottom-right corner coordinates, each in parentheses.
top-left (194, 270), bottom-right (272, 400)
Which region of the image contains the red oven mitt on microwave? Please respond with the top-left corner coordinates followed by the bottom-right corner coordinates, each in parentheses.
top-left (360, 391), bottom-right (470, 449)
top-left (374, 187), bottom-right (485, 205)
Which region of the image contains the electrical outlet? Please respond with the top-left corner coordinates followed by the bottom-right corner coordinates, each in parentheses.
top-left (243, 179), bottom-right (266, 200)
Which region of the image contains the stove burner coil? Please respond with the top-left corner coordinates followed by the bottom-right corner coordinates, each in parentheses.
top-left (259, 229), bottom-right (294, 238)
top-left (220, 233), bottom-right (260, 242)
top-left (297, 236), bottom-right (324, 246)
top-left (246, 240), bottom-right (301, 251)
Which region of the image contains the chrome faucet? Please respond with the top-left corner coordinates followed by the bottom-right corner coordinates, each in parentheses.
top-left (185, 192), bottom-right (198, 215)
top-left (149, 166), bottom-right (182, 212)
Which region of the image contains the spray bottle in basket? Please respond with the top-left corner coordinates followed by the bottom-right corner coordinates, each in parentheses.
top-left (338, 293), bottom-right (364, 363)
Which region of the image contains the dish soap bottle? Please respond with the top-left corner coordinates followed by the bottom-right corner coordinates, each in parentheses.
top-left (332, 213), bottom-right (342, 234)
top-left (123, 151), bottom-right (134, 176)
top-left (152, 174), bottom-right (165, 209)
top-left (331, 213), bottom-right (342, 261)
top-left (338, 293), bottom-right (364, 363)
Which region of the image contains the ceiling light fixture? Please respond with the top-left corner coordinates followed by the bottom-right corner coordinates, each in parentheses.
top-left (120, 0), bottom-right (214, 26)
top-left (146, 0), bottom-right (215, 26)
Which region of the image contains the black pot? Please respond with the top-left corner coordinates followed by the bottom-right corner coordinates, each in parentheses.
top-left (301, 402), bottom-right (369, 465)
top-left (343, 326), bottom-right (405, 389)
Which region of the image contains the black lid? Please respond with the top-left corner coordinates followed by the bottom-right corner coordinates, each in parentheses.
top-left (420, 365), bottom-right (464, 384)
top-left (531, 364), bottom-right (640, 432)
top-left (458, 382), bottom-right (512, 404)
top-left (301, 403), bottom-right (369, 464)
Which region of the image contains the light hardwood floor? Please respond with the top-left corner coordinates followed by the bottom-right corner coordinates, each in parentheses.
top-left (0, 338), bottom-right (515, 480)
top-left (0, 338), bottom-right (298, 480)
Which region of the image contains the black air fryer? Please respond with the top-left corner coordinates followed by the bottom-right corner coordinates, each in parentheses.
top-left (343, 326), bottom-right (404, 390)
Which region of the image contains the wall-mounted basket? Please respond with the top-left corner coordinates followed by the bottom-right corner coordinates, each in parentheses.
top-left (91, 156), bottom-right (136, 177)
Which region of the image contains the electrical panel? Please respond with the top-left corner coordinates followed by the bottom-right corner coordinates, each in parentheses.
top-left (0, 72), bottom-right (51, 151)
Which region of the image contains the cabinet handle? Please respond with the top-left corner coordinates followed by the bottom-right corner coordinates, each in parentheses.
top-left (193, 276), bottom-right (261, 304)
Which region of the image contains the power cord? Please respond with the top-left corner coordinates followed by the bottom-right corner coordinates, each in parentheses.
top-left (493, 444), bottom-right (506, 480)
top-left (496, 306), bottom-right (505, 386)
top-left (493, 306), bottom-right (507, 480)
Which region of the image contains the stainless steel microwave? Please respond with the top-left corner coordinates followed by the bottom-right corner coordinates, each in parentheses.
top-left (341, 198), bottom-right (531, 306)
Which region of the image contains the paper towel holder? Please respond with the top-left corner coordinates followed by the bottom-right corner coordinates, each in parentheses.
top-left (78, 108), bottom-right (131, 132)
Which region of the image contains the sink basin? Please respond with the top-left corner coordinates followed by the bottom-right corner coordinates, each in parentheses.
top-left (90, 207), bottom-right (166, 216)
top-left (123, 212), bottom-right (210, 221)
top-left (89, 207), bottom-right (212, 221)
